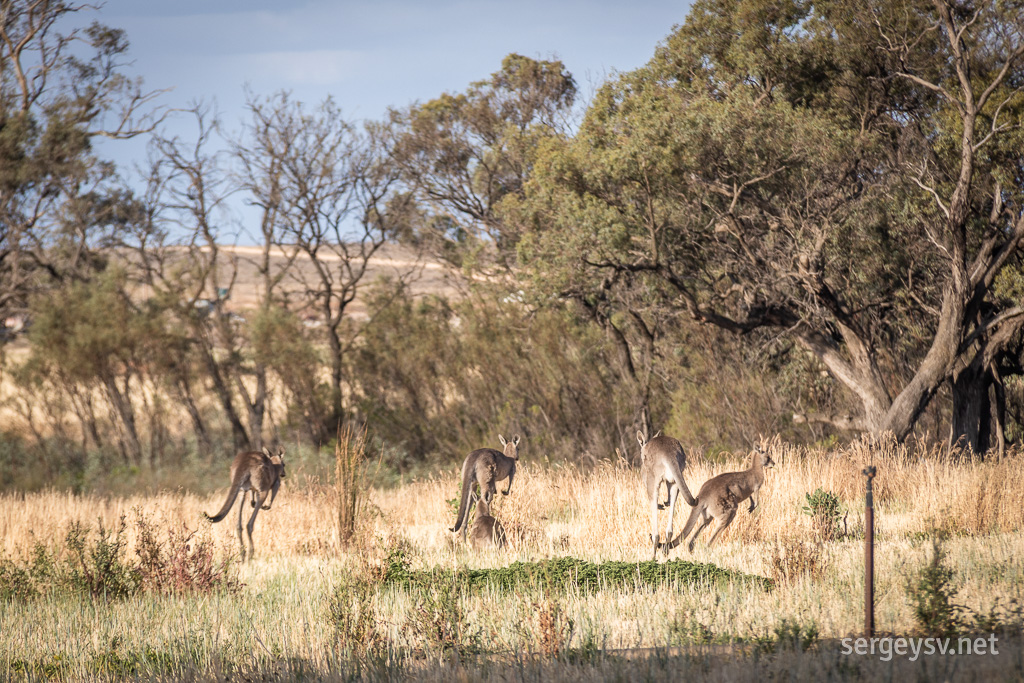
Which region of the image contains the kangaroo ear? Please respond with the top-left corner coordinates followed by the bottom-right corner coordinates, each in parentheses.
top-left (262, 446), bottom-right (272, 457)
top-left (499, 434), bottom-right (507, 447)
top-left (513, 435), bottom-right (520, 446)
top-left (636, 431), bottom-right (646, 447)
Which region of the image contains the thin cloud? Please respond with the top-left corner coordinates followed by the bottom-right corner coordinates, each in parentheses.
top-left (224, 49), bottom-right (367, 87)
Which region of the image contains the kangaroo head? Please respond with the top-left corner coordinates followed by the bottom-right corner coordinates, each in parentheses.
top-left (263, 445), bottom-right (287, 477)
top-left (498, 434), bottom-right (521, 460)
top-left (753, 444), bottom-right (774, 469)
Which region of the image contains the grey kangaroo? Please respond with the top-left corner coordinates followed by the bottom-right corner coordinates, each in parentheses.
top-left (450, 434), bottom-right (520, 541)
top-left (638, 431), bottom-right (696, 560)
top-left (677, 445), bottom-right (774, 551)
top-left (204, 446), bottom-right (286, 562)
top-left (469, 498), bottom-right (507, 550)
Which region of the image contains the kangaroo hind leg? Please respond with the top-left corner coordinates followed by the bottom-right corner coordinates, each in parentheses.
top-left (460, 481), bottom-right (479, 543)
top-left (662, 482), bottom-right (681, 557)
top-left (246, 490), bottom-right (270, 562)
top-left (706, 508), bottom-right (737, 547)
top-left (649, 493), bottom-right (661, 561)
top-left (687, 510), bottom-right (713, 553)
top-left (236, 491), bottom-right (247, 562)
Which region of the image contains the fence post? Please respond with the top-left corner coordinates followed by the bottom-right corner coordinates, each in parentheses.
top-left (863, 465), bottom-right (876, 637)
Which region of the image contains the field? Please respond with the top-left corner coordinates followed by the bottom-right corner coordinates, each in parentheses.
top-left (2, 437), bottom-right (1024, 681)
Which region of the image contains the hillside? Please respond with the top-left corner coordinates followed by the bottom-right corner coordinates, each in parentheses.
top-left (154, 243), bottom-right (468, 321)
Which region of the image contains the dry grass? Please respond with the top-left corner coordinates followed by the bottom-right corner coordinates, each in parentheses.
top-left (2, 436), bottom-right (1024, 680)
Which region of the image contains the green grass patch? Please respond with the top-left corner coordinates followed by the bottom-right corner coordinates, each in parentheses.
top-left (382, 554), bottom-right (773, 594)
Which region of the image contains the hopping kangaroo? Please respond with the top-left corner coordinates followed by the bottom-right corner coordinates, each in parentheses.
top-left (677, 445), bottom-right (774, 551)
top-left (204, 446), bottom-right (286, 562)
top-left (450, 434), bottom-right (520, 541)
top-left (638, 431), bottom-right (697, 560)
top-left (469, 498), bottom-right (507, 550)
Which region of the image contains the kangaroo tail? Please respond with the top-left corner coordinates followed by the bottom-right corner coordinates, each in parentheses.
top-left (677, 478), bottom-right (697, 507)
top-left (204, 479), bottom-right (241, 523)
top-left (667, 501), bottom-right (704, 549)
top-left (449, 463), bottom-right (475, 533)
top-left (670, 448), bottom-right (697, 507)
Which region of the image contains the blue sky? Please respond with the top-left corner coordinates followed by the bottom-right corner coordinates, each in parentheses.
top-left (92, 0), bottom-right (691, 236)
top-left (98, 1), bottom-right (690, 120)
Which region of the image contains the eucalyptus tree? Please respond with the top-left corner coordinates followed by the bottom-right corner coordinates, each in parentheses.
top-left (238, 93), bottom-right (409, 434)
top-left (228, 91), bottom-right (311, 449)
top-left (136, 106), bottom-right (255, 453)
top-left (386, 54), bottom-right (577, 270)
top-left (384, 54), bottom-right (672, 443)
top-left (517, 0), bottom-right (1024, 452)
top-left (0, 0), bottom-right (165, 318)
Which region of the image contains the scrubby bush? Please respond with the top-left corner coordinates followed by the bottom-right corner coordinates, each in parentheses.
top-left (802, 488), bottom-right (844, 540)
top-left (0, 513), bottom-right (237, 601)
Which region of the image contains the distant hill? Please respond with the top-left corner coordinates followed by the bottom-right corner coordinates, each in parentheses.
top-left (144, 243), bottom-right (468, 321)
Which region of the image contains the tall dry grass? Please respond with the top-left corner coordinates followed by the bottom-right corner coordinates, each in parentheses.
top-left (2, 436), bottom-right (1024, 681)
top-left (335, 424), bottom-right (371, 547)
top-left (2, 436), bottom-right (1023, 566)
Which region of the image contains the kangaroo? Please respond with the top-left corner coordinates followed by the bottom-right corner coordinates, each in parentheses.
top-left (469, 498), bottom-right (507, 550)
top-left (450, 434), bottom-right (520, 541)
top-left (204, 446), bottom-right (286, 562)
top-left (638, 431), bottom-right (697, 560)
top-left (676, 445), bottom-right (774, 551)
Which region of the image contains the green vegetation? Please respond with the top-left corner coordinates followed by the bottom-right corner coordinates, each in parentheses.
top-left (0, 513), bottom-right (237, 602)
top-left (906, 534), bottom-right (965, 637)
top-left (381, 554), bottom-right (774, 594)
top-left (904, 533), bottom-right (1024, 638)
top-left (802, 488), bottom-right (844, 540)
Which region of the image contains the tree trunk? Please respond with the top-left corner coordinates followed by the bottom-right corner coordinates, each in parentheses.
top-left (199, 343), bottom-right (250, 453)
top-left (877, 279), bottom-right (970, 441)
top-left (103, 375), bottom-right (142, 465)
top-left (578, 300), bottom-right (653, 449)
top-left (232, 368), bottom-right (266, 451)
top-left (252, 369), bottom-right (267, 450)
top-left (327, 317), bottom-right (344, 430)
top-left (950, 360), bottom-right (990, 455)
top-left (68, 386), bottom-right (104, 451)
top-left (176, 374), bottom-right (212, 457)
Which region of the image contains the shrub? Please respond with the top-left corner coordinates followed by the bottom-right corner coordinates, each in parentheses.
top-left (905, 534), bottom-right (963, 637)
top-left (134, 510), bottom-right (238, 595)
top-left (668, 612), bottom-right (716, 646)
top-left (530, 593), bottom-right (575, 657)
top-left (802, 488), bottom-right (843, 540)
top-left (0, 515), bottom-right (237, 601)
top-left (406, 576), bottom-right (481, 662)
top-left (379, 544), bottom-right (414, 585)
top-left (64, 516), bottom-right (139, 599)
top-left (0, 559), bottom-right (35, 602)
top-left (326, 576), bottom-right (387, 659)
top-left (755, 619), bottom-right (819, 653)
top-left (383, 556), bottom-right (773, 594)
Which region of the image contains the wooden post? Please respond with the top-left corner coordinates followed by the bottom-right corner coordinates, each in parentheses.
top-left (863, 465), bottom-right (876, 638)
